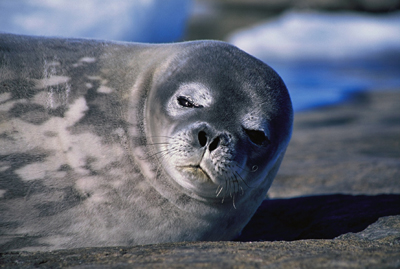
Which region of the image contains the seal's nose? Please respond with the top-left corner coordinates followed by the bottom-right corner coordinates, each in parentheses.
top-left (198, 131), bottom-right (207, 147)
top-left (198, 130), bottom-right (221, 152)
top-left (208, 136), bottom-right (220, 152)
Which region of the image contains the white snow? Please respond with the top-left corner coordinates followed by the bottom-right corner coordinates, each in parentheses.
top-left (0, 0), bottom-right (192, 42)
top-left (229, 11), bottom-right (400, 61)
top-left (229, 11), bottom-right (400, 111)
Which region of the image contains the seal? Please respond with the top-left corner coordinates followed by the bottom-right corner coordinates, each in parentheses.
top-left (0, 33), bottom-right (293, 251)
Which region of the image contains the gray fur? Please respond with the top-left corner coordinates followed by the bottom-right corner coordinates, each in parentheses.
top-left (0, 33), bottom-right (293, 251)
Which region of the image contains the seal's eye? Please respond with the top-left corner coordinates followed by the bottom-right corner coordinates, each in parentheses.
top-left (177, 96), bottom-right (203, 108)
top-left (244, 129), bottom-right (270, 146)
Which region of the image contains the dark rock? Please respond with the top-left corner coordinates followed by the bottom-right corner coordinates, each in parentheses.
top-left (236, 194), bottom-right (400, 241)
top-left (338, 215), bottom-right (400, 241)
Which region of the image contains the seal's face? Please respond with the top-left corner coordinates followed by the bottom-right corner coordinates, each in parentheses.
top-left (146, 43), bottom-right (292, 203)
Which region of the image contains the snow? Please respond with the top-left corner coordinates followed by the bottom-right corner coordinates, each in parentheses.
top-left (0, 0), bottom-right (192, 42)
top-left (229, 11), bottom-right (400, 111)
top-left (229, 11), bottom-right (400, 61)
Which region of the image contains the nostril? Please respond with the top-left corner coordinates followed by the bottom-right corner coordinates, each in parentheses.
top-left (209, 136), bottom-right (220, 152)
top-left (198, 131), bottom-right (207, 147)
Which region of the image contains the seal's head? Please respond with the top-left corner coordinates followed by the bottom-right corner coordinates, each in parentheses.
top-left (146, 41), bottom-right (293, 204)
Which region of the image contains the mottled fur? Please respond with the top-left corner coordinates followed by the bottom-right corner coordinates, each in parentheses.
top-left (0, 34), bottom-right (292, 251)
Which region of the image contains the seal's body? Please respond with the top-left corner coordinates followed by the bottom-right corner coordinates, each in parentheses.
top-left (0, 34), bottom-right (292, 251)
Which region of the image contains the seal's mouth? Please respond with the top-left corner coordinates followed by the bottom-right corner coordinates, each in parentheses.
top-left (177, 165), bottom-right (213, 183)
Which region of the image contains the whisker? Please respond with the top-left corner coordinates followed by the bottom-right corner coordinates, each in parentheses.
top-left (234, 178), bottom-right (239, 194)
top-left (149, 135), bottom-right (174, 140)
top-left (216, 185), bottom-right (223, 197)
top-left (221, 179), bottom-right (229, 204)
top-left (229, 178), bottom-right (234, 198)
top-left (234, 171), bottom-right (253, 189)
top-left (239, 185), bottom-right (244, 196)
top-left (143, 148), bottom-right (170, 160)
top-left (146, 142), bottom-right (169, 146)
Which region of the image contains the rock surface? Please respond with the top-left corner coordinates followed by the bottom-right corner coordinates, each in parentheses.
top-left (270, 91), bottom-right (400, 198)
top-left (1, 216), bottom-right (399, 268)
top-left (1, 91), bottom-right (399, 267)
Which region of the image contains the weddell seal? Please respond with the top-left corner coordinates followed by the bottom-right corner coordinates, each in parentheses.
top-left (0, 33), bottom-right (293, 251)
